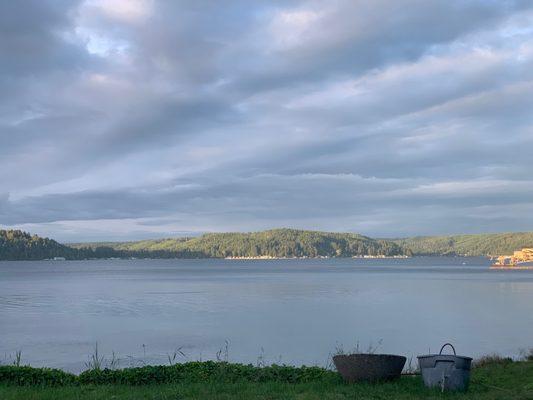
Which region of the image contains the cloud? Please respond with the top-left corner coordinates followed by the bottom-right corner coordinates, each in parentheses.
top-left (0, 0), bottom-right (90, 77)
top-left (1, 0), bottom-right (533, 241)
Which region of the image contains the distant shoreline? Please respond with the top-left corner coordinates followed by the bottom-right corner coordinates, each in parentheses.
top-left (2, 255), bottom-right (497, 262)
top-left (4, 228), bottom-right (533, 261)
top-left (224, 255), bottom-right (412, 260)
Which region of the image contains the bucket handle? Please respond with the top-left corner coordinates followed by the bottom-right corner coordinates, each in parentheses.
top-left (439, 343), bottom-right (456, 355)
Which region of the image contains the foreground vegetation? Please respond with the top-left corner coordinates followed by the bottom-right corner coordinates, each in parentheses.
top-left (0, 359), bottom-right (532, 399)
top-left (3, 228), bottom-right (533, 261)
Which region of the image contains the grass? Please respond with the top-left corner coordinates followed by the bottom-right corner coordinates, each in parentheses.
top-left (472, 353), bottom-right (513, 368)
top-left (0, 360), bottom-right (532, 399)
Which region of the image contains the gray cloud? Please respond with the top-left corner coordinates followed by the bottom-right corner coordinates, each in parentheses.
top-left (1, 0), bottom-right (533, 241)
top-left (0, 0), bottom-right (89, 77)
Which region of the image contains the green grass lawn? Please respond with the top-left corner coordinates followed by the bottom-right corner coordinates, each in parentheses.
top-left (1, 361), bottom-right (532, 400)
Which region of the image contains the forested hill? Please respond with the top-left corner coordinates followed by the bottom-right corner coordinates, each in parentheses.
top-left (0, 230), bottom-right (125, 261)
top-left (70, 229), bottom-right (406, 258)
top-left (0, 230), bottom-right (77, 260)
top-left (1, 229), bottom-right (404, 260)
top-left (3, 229), bottom-right (533, 261)
top-left (393, 232), bottom-right (533, 256)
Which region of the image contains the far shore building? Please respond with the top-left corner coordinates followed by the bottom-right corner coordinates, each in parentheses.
top-left (496, 248), bottom-right (533, 265)
top-left (512, 248), bottom-right (533, 261)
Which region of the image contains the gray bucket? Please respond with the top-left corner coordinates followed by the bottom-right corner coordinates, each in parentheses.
top-left (418, 343), bottom-right (472, 392)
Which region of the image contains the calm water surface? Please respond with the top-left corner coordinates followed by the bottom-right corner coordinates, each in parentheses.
top-left (1, 257), bottom-right (533, 372)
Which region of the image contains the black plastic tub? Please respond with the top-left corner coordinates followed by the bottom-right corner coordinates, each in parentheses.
top-left (332, 353), bottom-right (406, 383)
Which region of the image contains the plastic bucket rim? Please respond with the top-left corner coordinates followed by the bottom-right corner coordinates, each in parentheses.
top-left (417, 354), bottom-right (472, 361)
top-left (334, 353), bottom-right (407, 359)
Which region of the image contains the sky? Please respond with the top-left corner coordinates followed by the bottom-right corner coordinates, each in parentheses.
top-left (1, 0), bottom-right (533, 242)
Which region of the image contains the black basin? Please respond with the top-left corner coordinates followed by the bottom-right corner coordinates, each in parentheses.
top-left (333, 353), bottom-right (406, 383)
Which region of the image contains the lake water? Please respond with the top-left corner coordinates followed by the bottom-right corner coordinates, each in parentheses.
top-left (1, 257), bottom-right (533, 372)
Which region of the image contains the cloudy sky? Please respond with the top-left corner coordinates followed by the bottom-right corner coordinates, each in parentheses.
top-left (1, 0), bottom-right (533, 241)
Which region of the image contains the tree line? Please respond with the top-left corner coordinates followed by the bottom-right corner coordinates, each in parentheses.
top-left (4, 229), bottom-right (533, 261)
top-left (1, 229), bottom-right (405, 260)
